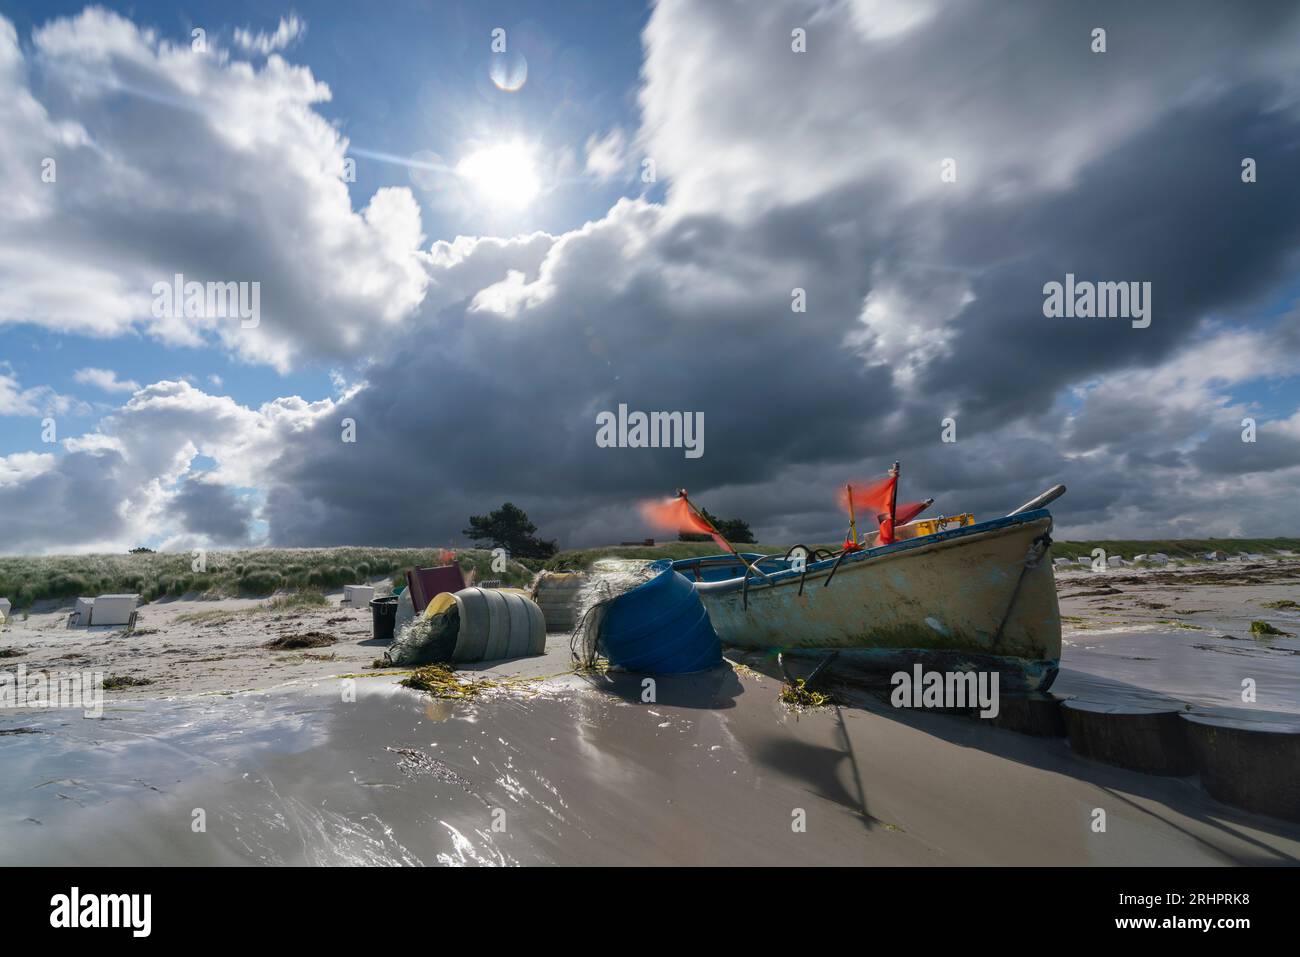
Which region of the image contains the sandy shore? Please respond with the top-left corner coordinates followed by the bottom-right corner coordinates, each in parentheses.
top-left (1, 558), bottom-right (1298, 865)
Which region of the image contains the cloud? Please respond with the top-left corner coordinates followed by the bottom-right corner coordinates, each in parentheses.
top-left (233, 15), bottom-right (305, 56)
top-left (0, 379), bottom-right (339, 554)
top-left (172, 475), bottom-right (255, 546)
top-left (73, 367), bottom-right (141, 394)
top-left (0, 8), bottom-right (427, 370)
top-left (3, 1), bottom-right (1300, 553)
top-left (0, 366), bottom-right (81, 417)
top-left (256, 0), bottom-right (1300, 546)
top-left (584, 128), bottom-right (630, 182)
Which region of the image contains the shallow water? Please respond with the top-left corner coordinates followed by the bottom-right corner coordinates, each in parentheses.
top-left (1062, 627), bottom-right (1300, 715)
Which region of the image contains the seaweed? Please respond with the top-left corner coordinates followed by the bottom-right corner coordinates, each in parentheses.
top-left (264, 631), bottom-right (337, 650)
top-left (780, 677), bottom-right (834, 708)
top-left (400, 663), bottom-right (498, 699)
top-left (102, 675), bottom-right (154, 689)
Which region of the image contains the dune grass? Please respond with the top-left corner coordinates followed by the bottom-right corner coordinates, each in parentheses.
top-left (5, 536), bottom-right (1297, 610)
top-left (0, 547), bottom-right (534, 610)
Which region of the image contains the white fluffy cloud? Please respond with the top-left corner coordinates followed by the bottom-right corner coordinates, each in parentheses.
top-left (0, 379), bottom-right (340, 554)
top-left (0, 366), bottom-right (82, 418)
top-left (73, 367), bottom-right (141, 394)
top-left (0, 8), bottom-right (428, 370)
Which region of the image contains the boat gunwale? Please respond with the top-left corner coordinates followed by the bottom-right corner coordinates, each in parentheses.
top-left (666, 509), bottom-right (1053, 595)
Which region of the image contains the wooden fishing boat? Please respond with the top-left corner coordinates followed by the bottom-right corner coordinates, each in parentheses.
top-left (667, 507), bottom-right (1061, 691)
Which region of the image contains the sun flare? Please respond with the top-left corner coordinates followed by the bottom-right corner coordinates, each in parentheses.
top-left (456, 141), bottom-right (540, 209)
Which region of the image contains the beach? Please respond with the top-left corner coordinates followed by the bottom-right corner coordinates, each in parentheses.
top-left (1, 556), bottom-right (1299, 865)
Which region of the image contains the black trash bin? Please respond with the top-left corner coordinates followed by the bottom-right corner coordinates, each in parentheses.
top-left (369, 596), bottom-right (399, 643)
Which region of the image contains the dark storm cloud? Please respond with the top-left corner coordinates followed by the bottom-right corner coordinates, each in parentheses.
top-left (172, 477), bottom-right (255, 545)
top-left (265, 195), bottom-right (901, 546)
top-left (923, 91), bottom-right (1300, 431)
top-left (0, 450), bottom-right (131, 549)
top-left (1189, 425), bottom-right (1300, 476)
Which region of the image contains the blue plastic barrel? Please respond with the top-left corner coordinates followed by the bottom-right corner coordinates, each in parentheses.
top-left (599, 560), bottom-right (722, 674)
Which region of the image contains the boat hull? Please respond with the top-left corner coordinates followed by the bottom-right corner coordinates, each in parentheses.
top-left (674, 510), bottom-right (1061, 691)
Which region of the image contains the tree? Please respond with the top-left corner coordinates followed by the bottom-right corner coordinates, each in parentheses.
top-left (463, 502), bottom-right (558, 559)
top-left (679, 508), bottom-right (755, 544)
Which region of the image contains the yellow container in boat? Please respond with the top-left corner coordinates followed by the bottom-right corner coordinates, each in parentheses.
top-left (910, 513), bottom-right (975, 538)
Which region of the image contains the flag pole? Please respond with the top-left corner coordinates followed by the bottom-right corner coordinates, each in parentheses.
top-left (678, 490), bottom-right (768, 579)
top-left (845, 482), bottom-right (858, 547)
top-left (886, 461), bottom-right (900, 541)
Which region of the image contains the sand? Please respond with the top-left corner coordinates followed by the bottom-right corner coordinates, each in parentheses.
top-left (1, 559), bottom-right (1298, 865)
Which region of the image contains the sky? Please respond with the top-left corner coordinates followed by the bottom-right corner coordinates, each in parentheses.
top-left (0, 0), bottom-right (1298, 555)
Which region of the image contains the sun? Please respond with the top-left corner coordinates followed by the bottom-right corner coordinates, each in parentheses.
top-left (456, 141), bottom-right (540, 209)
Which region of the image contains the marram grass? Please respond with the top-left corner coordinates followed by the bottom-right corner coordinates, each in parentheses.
top-left (0, 547), bottom-right (533, 609)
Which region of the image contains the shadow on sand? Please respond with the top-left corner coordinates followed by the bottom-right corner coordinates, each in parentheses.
top-left (732, 648), bottom-right (1300, 861)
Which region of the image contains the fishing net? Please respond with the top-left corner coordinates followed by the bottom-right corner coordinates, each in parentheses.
top-left (386, 606), bottom-right (460, 666)
top-left (568, 558), bottom-right (657, 669)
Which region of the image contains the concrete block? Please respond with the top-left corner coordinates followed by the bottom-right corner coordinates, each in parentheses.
top-left (342, 585), bottom-right (375, 607)
top-left (90, 594), bottom-right (139, 627)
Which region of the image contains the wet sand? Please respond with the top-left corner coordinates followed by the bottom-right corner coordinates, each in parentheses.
top-left (3, 670), bottom-right (1298, 865)
top-left (1, 558), bottom-right (1299, 865)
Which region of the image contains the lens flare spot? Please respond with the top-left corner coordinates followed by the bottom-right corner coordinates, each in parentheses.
top-left (489, 52), bottom-right (528, 92)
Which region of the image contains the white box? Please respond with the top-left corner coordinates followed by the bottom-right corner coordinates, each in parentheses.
top-left (74, 597), bottom-right (95, 625)
top-left (343, 585), bottom-right (376, 607)
top-left (90, 594), bottom-right (139, 626)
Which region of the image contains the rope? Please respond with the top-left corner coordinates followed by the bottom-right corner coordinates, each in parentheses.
top-left (991, 531), bottom-right (1052, 646)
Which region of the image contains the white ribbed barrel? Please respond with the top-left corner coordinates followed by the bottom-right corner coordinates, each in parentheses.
top-left (451, 587), bottom-right (546, 663)
top-left (532, 572), bottom-right (587, 632)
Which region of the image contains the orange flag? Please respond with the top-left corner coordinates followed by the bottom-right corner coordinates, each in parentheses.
top-left (837, 475), bottom-right (927, 546)
top-left (640, 494), bottom-right (735, 554)
top-left (836, 476), bottom-right (896, 519)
